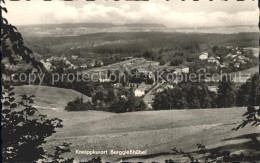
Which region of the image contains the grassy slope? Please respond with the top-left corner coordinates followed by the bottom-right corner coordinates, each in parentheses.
top-left (41, 107), bottom-right (260, 162)
top-left (14, 85), bottom-right (91, 111)
top-left (13, 86), bottom-right (259, 162)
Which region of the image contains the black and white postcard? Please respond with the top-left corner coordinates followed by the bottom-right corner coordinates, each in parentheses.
top-left (1, 0), bottom-right (259, 162)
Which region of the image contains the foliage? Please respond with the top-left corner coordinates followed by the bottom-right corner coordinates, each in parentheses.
top-left (172, 144), bottom-right (245, 163)
top-left (216, 75), bottom-right (236, 108)
top-left (92, 86), bottom-right (147, 113)
top-left (1, 2), bottom-right (104, 162)
top-left (236, 73), bottom-right (260, 107)
top-left (65, 97), bottom-right (92, 111)
top-left (64, 86), bottom-right (146, 113)
top-left (109, 91), bottom-right (146, 113)
top-left (45, 142), bottom-right (102, 163)
top-left (233, 106), bottom-right (260, 131)
top-left (45, 142), bottom-right (74, 163)
top-left (152, 82), bottom-right (216, 110)
top-left (170, 56), bottom-right (184, 66)
top-left (1, 1), bottom-right (43, 71)
top-left (1, 85), bottom-right (63, 162)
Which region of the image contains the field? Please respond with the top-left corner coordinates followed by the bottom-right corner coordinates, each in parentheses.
top-left (13, 85), bottom-right (260, 162)
top-left (14, 85), bottom-right (91, 111)
top-left (38, 107), bottom-right (260, 162)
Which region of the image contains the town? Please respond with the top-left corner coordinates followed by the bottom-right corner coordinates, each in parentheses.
top-left (3, 42), bottom-right (258, 110)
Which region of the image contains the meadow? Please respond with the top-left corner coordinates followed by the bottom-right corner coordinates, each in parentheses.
top-left (41, 107), bottom-right (259, 162)
top-left (12, 85), bottom-right (260, 162)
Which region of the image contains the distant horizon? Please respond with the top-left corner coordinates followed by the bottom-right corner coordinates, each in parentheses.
top-left (16, 22), bottom-right (258, 29)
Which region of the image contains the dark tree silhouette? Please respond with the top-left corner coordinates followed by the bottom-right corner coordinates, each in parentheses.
top-left (1, 85), bottom-right (63, 162)
top-left (236, 73), bottom-right (260, 107)
top-left (1, 0), bottom-right (44, 72)
top-left (216, 75), bottom-right (236, 108)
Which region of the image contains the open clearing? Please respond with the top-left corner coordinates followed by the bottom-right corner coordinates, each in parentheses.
top-left (14, 85), bottom-right (91, 111)
top-left (38, 107), bottom-right (260, 162)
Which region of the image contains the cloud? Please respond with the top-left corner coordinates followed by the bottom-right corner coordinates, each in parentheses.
top-left (5, 1), bottom-right (258, 27)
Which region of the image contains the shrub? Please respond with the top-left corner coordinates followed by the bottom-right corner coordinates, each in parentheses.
top-left (1, 85), bottom-right (63, 162)
top-left (65, 97), bottom-right (92, 111)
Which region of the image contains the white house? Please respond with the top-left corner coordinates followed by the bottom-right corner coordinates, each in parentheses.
top-left (234, 62), bottom-right (240, 68)
top-left (80, 64), bottom-right (88, 68)
top-left (174, 66), bottom-right (189, 74)
top-left (40, 59), bottom-right (52, 71)
top-left (71, 55), bottom-right (78, 59)
top-left (237, 51), bottom-right (242, 55)
top-left (199, 52), bottom-right (208, 60)
top-left (134, 89), bottom-right (145, 97)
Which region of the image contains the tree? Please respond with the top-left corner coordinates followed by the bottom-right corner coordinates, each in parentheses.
top-left (1, 0), bottom-right (44, 72)
top-left (248, 73), bottom-right (260, 106)
top-left (1, 2), bottom-right (103, 162)
top-left (1, 85), bottom-right (63, 162)
top-left (216, 75), bottom-right (236, 108)
top-left (187, 85), bottom-right (201, 109)
top-left (170, 56), bottom-right (184, 66)
top-left (125, 87), bottom-right (146, 112)
top-left (65, 97), bottom-right (92, 111)
top-left (199, 87), bottom-right (213, 108)
top-left (152, 87), bottom-right (188, 110)
top-left (142, 50), bottom-right (153, 59)
top-left (108, 97), bottom-right (127, 113)
top-left (236, 73), bottom-right (260, 107)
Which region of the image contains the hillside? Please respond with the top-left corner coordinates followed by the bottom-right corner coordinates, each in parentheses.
top-left (14, 85), bottom-right (91, 111)
top-left (41, 107), bottom-right (260, 162)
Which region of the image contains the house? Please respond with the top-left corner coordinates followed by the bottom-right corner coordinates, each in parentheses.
top-left (208, 86), bottom-right (217, 93)
top-left (208, 57), bottom-right (220, 66)
top-left (238, 55), bottom-right (249, 61)
top-left (208, 57), bottom-right (216, 62)
top-left (226, 53), bottom-right (232, 58)
top-left (88, 60), bottom-right (95, 67)
top-left (113, 83), bottom-right (122, 88)
top-left (236, 51), bottom-right (242, 55)
top-left (234, 62), bottom-right (240, 68)
top-left (69, 64), bottom-right (78, 70)
top-left (2, 74), bottom-right (11, 81)
top-left (95, 60), bottom-right (104, 66)
top-left (231, 55), bottom-right (238, 58)
top-left (40, 59), bottom-right (52, 71)
top-left (174, 65), bottom-right (189, 74)
top-left (165, 84), bottom-right (174, 89)
top-left (62, 57), bottom-right (67, 60)
top-left (199, 52), bottom-right (208, 60)
top-left (80, 64), bottom-right (88, 68)
top-left (134, 89), bottom-right (145, 97)
top-left (222, 62), bottom-right (229, 67)
top-left (233, 55), bottom-right (247, 64)
top-left (71, 55), bottom-right (78, 59)
top-left (156, 88), bottom-right (164, 93)
top-left (99, 79), bottom-right (110, 83)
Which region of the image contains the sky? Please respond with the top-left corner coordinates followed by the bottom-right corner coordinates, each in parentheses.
top-left (4, 0), bottom-right (259, 28)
